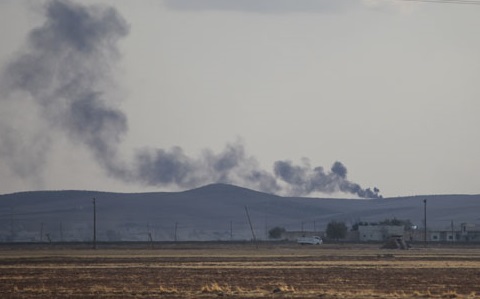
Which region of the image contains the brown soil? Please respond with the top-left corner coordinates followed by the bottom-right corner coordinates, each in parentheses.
top-left (1, 243), bottom-right (479, 298)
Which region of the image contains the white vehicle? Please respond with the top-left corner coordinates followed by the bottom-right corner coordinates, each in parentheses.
top-left (297, 236), bottom-right (323, 245)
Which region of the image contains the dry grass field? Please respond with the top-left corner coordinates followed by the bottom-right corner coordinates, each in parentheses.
top-left (1, 242), bottom-right (480, 298)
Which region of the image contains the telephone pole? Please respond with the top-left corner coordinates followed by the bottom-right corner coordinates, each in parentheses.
top-left (451, 220), bottom-right (455, 243)
top-left (60, 222), bottom-right (64, 242)
top-left (93, 198), bottom-right (97, 249)
top-left (423, 199), bottom-right (427, 247)
top-left (10, 207), bottom-right (14, 242)
top-left (245, 206), bottom-right (257, 248)
top-left (40, 222), bottom-right (44, 242)
top-left (174, 222), bottom-right (178, 242)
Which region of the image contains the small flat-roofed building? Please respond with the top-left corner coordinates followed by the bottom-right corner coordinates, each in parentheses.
top-left (358, 225), bottom-right (405, 242)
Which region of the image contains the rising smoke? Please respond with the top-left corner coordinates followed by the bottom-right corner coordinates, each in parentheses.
top-left (1, 0), bottom-right (129, 182)
top-left (0, 0), bottom-right (382, 199)
top-left (274, 160), bottom-right (380, 198)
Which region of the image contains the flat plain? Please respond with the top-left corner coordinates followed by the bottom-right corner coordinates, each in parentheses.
top-left (1, 242), bottom-right (480, 298)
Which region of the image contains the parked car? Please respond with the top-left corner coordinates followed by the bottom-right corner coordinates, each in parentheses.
top-left (297, 236), bottom-right (323, 245)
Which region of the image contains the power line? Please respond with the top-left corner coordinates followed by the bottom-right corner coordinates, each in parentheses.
top-left (395, 0), bottom-right (480, 5)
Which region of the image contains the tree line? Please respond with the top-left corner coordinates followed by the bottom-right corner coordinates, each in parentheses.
top-left (268, 218), bottom-right (413, 240)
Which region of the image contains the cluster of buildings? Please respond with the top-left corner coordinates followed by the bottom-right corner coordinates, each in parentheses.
top-left (280, 222), bottom-right (480, 243)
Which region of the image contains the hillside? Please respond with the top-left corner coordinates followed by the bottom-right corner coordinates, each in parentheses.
top-left (0, 184), bottom-right (479, 242)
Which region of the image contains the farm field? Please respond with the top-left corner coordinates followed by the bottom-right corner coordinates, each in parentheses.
top-left (1, 243), bottom-right (480, 298)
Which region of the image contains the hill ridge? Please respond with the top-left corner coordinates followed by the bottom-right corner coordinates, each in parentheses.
top-left (1, 184), bottom-right (479, 242)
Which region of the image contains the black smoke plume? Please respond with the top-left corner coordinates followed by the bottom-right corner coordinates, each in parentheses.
top-left (274, 160), bottom-right (381, 198)
top-left (132, 142), bottom-right (281, 194)
top-left (1, 0), bottom-right (129, 180)
top-left (0, 0), bottom-right (381, 199)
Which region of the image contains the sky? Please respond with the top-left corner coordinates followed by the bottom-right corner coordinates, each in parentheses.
top-left (0, 0), bottom-right (479, 198)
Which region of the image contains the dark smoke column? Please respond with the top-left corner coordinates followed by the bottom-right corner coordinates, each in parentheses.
top-left (0, 0), bottom-right (381, 199)
top-left (274, 160), bottom-right (381, 199)
top-left (1, 0), bottom-right (130, 180)
top-left (0, 0), bottom-right (282, 193)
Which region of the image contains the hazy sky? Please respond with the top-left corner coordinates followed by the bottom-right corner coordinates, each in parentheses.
top-left (0, 0), bottom-right (479, 198)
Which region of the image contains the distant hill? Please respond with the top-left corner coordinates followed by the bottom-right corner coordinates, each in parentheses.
top-left (0, 184), bottom-right (479, 242)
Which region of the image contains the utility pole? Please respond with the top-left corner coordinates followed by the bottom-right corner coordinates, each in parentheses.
top-left (230, 221), bottom-right (233, 241)
top-left (423, 199), bottom-right (427, 247)
top-left (147, 221), bottom-right (151, 241)
top-left (174, 222), bottom-right (178, 242)
top-left (451, 220), bottom-right (455, 243)
top-left (10, 207), bottom-right (14, 242)
top-left (93, 198), bottom-right (97, 249)
top-left (265, 216), bottom-right (268, 240)
top-left (40, 222), bottom-right (44, 242)
top-left (60, 222), bottom-right (64, 242)
top-left (245, 206), bottom-right (257, 248)
top-left (147, 222), bottom-right (154, 248)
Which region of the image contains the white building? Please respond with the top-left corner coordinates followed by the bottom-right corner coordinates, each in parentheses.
top-left (358, 225), bottom-right (405, 242)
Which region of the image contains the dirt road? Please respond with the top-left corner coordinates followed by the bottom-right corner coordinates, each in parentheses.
top-left (1, 243), bottom-right (479, 298)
